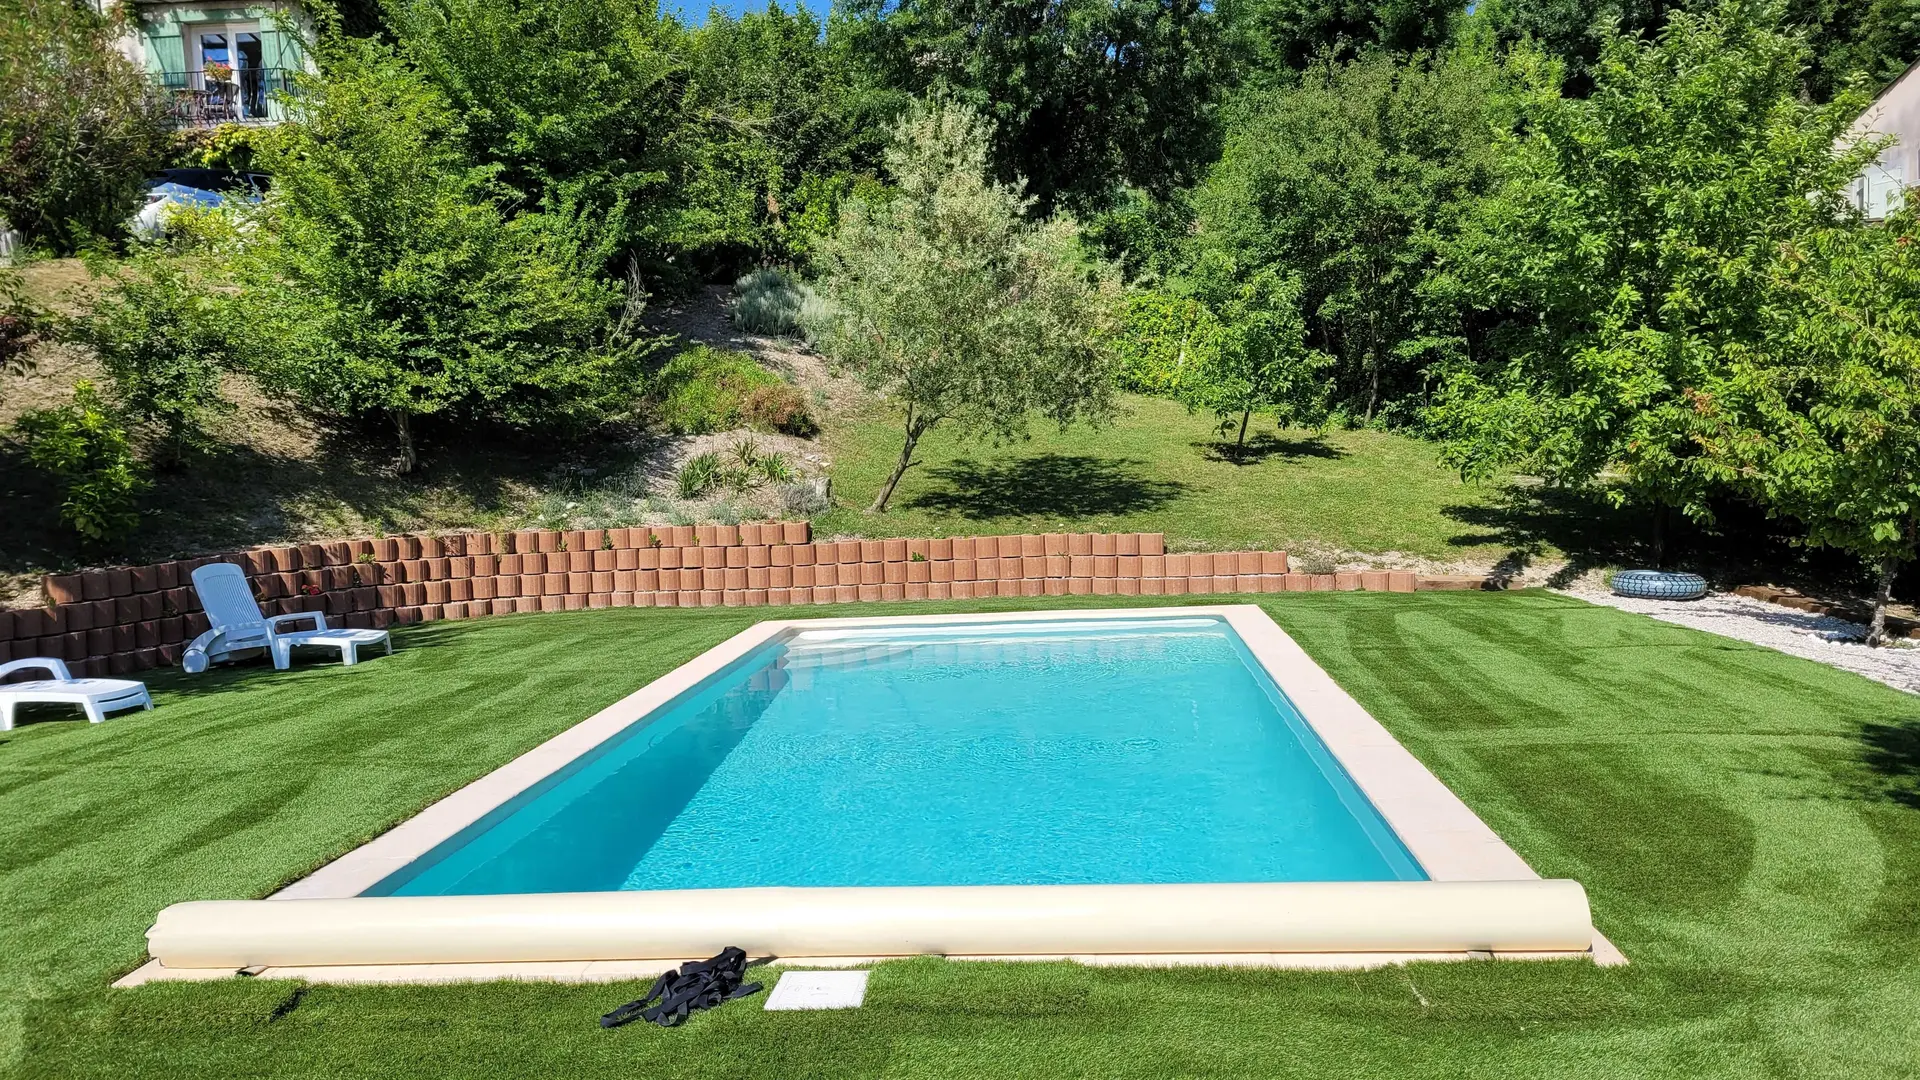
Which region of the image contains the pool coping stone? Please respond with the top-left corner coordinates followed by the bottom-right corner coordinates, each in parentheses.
top-left (118, 605), bottom-right (1625, 986)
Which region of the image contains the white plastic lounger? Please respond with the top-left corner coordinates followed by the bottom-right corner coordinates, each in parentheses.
top-left (182, 563), bottom-right (391, 674)
top-left (0, 658), bottom-right (152, 730)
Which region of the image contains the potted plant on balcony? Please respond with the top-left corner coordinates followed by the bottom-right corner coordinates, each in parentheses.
top-left (204, 60), bottom-right (233, 86)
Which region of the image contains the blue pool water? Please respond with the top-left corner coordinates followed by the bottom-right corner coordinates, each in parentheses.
top-left (369, 617), bottom-right (1425, 896)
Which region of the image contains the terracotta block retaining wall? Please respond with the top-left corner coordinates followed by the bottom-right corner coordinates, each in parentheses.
top-left (3, 524), bottom-right (1455, 678)
top-left (1732, 584), bottom-right (1920, 638)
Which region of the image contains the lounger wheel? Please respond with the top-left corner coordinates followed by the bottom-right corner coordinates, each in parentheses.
top-left (1610, 570), bottom-right (1708, 601)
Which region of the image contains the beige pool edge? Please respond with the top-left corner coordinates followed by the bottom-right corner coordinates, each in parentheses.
top-left (118, 605), bottom-right (1628, 987)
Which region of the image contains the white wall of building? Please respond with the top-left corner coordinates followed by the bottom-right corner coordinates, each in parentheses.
top-left (1847, 62), bottom-right (1920, 219)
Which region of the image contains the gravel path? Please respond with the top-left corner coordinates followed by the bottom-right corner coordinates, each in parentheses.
top-left (1559, 586), bottom-right (1920, 695)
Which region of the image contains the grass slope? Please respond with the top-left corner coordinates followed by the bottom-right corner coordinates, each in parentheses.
top-left (817, 396), bottom-right (1520, 561)
top-left (3, 594), bottom-right (1919, 1078)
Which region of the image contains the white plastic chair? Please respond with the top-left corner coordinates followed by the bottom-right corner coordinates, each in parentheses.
top-left (183, 562), bottom-right (392, 674)
top-left (0, 658), bottom-right (152, 730)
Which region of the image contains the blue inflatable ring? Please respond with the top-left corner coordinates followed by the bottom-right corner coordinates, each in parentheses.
top-left (1611, 570), bottom-right (1708, 601)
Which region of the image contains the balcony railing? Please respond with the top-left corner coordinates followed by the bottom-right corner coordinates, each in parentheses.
top-left (154, 68), bottom-right (299, 128)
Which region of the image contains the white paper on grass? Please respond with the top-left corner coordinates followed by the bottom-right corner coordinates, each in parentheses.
top-left (763, 970), bottom-right (869, 1011)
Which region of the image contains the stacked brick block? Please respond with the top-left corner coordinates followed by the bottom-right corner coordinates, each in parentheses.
top-left (4, 525), bottom-right (1426, 677)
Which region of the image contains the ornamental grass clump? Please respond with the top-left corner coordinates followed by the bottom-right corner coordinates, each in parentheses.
top-left (730, 268), bottom-right (818, 338)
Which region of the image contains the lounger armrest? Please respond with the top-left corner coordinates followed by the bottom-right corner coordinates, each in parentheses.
top-left (267, 611), bottom-right (327, 633)
top-left (0, 657), bottom-right (72, 682)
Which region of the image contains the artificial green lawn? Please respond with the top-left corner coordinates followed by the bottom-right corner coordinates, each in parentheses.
top-left (4, 593), bottom-right (1919, 1078)
top-left (817, 395), bottom-right (1521, 561)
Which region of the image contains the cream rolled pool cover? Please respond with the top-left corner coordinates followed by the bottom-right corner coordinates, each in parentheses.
top-left (146, 880), bottom-right (1594, 969)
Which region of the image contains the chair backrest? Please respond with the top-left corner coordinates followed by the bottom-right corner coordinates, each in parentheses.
top-left (190, 562), bottom-right (269, 644)
top-left (0, 657), bottom-right (72, 684)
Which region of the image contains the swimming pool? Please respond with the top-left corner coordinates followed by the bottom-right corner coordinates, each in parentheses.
top-left (369, 616), bottom-right (1424, 897)
top-left (134, 606), bottom-right (1610, 980)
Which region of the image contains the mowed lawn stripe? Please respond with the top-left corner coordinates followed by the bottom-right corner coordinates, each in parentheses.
top-left (2, 593), bottom-right (1917, 1078)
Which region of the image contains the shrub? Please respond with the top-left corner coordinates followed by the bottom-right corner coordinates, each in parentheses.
top-left (1292, 551), bottom-right (1337, 575)
top-left (755, 451), bottom-right (795, 484)
top-left (730, 268), bottom-right (819, 337)
top-left (0, 308), bottom-right (32, 379)
top-left (0, 272), bottom-right (40, 391)
top-left (676, 451), bottom-right (722, 498)
top-left (64, 252), bottom-right (234, 464)
top-left (174, 122), bottom-right (276, 174)
top-left (776, 478), bottom-right (828, 516)
top-left (0, 0), bottom-right (174, 252)
top-left (14, 380), bottom-right (145, 543)
top-left (650, 345), bottom-right (815, 436)
top-left (728, 434), bottom-right (762, 470)
top-left (1109, 290), bottom-right (1225, 396)
top-left (740, 382), bottom-right (818, 437)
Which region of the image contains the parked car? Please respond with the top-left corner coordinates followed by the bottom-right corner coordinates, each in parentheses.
top-left (129, 169), bottom-right (270, 238)
top-left (153, 168), bottom-right (270, 197)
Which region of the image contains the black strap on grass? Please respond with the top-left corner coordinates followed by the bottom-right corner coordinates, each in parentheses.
top-left (600, 946), bottom-right (765, 1029)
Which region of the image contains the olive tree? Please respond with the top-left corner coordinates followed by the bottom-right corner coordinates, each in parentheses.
top-left (807, 98), bottom-right (1121, 512)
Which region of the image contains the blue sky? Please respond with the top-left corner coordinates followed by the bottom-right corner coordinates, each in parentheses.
top-left (664, 0), bottom-right (835, 24)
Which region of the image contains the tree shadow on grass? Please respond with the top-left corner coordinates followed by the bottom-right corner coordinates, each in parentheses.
top-left (1440, 481), bottom-right (1859, 588)
top-left (903, 455), bottom-right (1188, 520)
top-left (1861, 719), bottom-right (1920, 809)
top-left (1441, 483), bottom-right (1657, 585)
top-left (1191, 431), bottom-right (1347, 466)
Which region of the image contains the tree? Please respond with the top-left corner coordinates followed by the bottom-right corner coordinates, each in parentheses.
top-left (1179, 259), bottom-right (1332, 452)
top-left (836, 0), bottom-right (1224, 216)
top-left (243, 41), bottom-right (647, 473)
top-left (677, 4), bottom-right (899, 269)
top-left (1108, 288), bottom-right (1226, 396)
top-left (1220, 0), bottom-right (1461, 78)
top-left (0, 0), bottom-right (173, 252)
top-left (1471, 0), bottom-right (1681, 90)
top-left (1721, 205), bottom-right (1920, 645)
top-left (64, 252), bottom-right (235, 466)
top-left (1189, 44), bottom-right (1514, 423)
top-left (1473, 0), bottom-right (1920, 102)
top-left (808, 98), bottom-right (1121, 512)
top-left (1429, 2), bottom-right (1876, 561)
top-left (385, 0), bottom-right (690, 276)
top-left (1791, 0), bottom-right (1920, 102)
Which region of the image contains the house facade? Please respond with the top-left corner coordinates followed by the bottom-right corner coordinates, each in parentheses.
top-left (1845, 60), bottom-right (1920, 219)
top-left (107, 1), bottom-right (317, 126)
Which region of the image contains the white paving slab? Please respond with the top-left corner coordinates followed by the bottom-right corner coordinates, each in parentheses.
top-left (763, 970), bottom-right (869, 1010)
